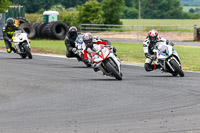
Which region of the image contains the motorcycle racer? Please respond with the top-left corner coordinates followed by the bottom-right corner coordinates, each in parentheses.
top-left (2, 18), bottom-right (24, 53)
top-left (83, 32), bottom-right (117, 72)
top-left (143, 29), bottom-right (174, 72)
top-left (65, 26), bottom-right (80, 58)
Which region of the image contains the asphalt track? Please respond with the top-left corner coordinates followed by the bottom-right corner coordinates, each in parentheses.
top-left (0, 52), bottom-right (200, 133)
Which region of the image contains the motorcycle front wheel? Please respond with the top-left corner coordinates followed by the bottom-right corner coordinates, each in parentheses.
top-left (23, 44), bottom-right (32, 59)
top-left (105, 60), bottom-right (122, 80)
top-left (20, 54), bottom-right (27, 59)
top-left (170, 59), bottom-right (184, 77)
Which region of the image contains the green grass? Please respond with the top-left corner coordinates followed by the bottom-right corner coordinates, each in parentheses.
top-left (121, 19), bottom-right (200, 26)
top-left (0, 40), bottom-right (199, 71)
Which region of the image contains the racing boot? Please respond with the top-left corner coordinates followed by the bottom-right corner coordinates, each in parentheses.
top-left (93, 67), bottom-right (100, 72)
top-left (11, 47), bottom-right (16, 53)
top-left (7, 48), bottom-right (11, 53)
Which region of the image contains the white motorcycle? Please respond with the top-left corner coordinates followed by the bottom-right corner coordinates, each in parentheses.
top-left (152, 42), bottom-right (184, 77)
top-left (90, 44), bottom-right (122, 80)
top-left (74, 35), bottom-right (91, 67)
top-left (12, 30), bottom-right (32, 59)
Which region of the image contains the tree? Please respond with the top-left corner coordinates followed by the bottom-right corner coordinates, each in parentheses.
top-left (50, 4), bottom-right (66, 12)
top-left (189, 8), bottom-right (195, 13)
top-left (0, 0), bottom-right (12, 13)
top-left (121, 7), bottom-right (138, 19)
top-left (77, 0), bottom-right (104, 24)
top-left (102, 0), bottom-right (125, 24)
top-left (141, 0), bottom-right (184, 19)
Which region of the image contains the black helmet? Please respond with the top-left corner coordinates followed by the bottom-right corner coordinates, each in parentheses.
top-left (7, 18), bottom-right (14, 27)
top-left (148, 29), bottom-right (158, 42)
top-left (83, 32), bottom-right (93, 47)
top-left (68, 26), bottom-right (77, 38)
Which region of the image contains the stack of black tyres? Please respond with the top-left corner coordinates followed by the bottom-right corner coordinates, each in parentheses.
top-left (15, 17), bottom-right (36, 39)
top-left (14, 18), bottom-right (68, 40)
top-left (42, 21), bottom-right (68, 40)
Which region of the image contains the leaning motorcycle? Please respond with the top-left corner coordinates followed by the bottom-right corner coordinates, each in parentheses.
top-left (152, 42), bottom-right (184, 77)
top-left (12, 30), bottom-right (32, 59)
top-left (90, 44), bottom-right (122, 80)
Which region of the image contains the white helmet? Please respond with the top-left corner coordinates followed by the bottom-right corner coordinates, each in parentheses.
top-left (148, 29), bottom-right (158, 42)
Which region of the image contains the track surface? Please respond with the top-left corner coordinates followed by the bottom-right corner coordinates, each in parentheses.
top-left (0, 52), bottom-right (200, 133)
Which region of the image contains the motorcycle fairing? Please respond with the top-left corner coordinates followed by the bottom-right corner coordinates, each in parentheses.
top-left (91, 45), bottom-right (110, 63)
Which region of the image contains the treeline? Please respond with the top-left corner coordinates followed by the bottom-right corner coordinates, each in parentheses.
top-left (181, 0), bottom-right (200, 6)
top-left (10, 0), bottom-right (200, 19)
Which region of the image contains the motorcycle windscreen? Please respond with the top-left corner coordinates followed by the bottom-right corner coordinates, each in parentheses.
top-left (157, 45), bottom-right (170, 59)
top-left (91, 45), bottom-right (110, 63)
top-left (91, 52), bottom-right (104, 63)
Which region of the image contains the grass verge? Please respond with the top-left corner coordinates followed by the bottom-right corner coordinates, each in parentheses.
top-left (0, 40), bottom-right (199, 71)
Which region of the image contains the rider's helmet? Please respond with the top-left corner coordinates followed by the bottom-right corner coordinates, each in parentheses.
top-left (7, 18), bottom-right (14, 27)
top-left (68, 26), bottom-right (77, 39)
top-left (83, 32), bottom-right (93, 47)
top-left (148, 29), bottom-right (158, 42)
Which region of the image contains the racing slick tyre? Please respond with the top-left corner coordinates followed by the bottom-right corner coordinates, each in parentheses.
top-left (84, 62), bottom-right (92, 67)
top-left (170, 59), bottom-right (184, 77)
top-left (20, 23), bottom-right (36, 39)
top-left (105, 61), bottom-right (122, 80)
top-left (23, 44), bottom-right (32, 59)
top-left (20, 54), bottom-right (27, 59)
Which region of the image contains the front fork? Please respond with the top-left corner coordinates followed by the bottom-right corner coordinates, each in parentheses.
top-left (166, 57), bottom-right (181, 72)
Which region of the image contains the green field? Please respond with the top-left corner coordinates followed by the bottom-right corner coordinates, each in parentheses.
top-left (0, 40), bottom-right (199, 71)
top-left (121, 19), bottom-right (200, 26)
top-left (182, 6), bottom-right (200, 12)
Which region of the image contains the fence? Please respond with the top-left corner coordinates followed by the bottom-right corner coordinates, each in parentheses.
top-left (80, 24), bottom-right (195, 42)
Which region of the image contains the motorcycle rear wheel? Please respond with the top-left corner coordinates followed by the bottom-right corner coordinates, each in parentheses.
top-left (105, 60), bottom-right (122, 80)
top-left (170, 59), bottom-right (184, 77)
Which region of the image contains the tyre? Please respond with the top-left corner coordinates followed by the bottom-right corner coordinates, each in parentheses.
top-left (170, 59), bottom-right (184, 77)
top-left (20, 23), bottom-right (36, 39)
top-left (105, 60), bottom-right (122, 80)
top-left (52, 22), bottom-right (68, 39)
top-left (172, 72), bottom-right (178, 77)
top-left (42, 22), bottom-right (55, 38)
top-left (84, 62), bottom-right (91, 67)
top-left (20, 54), bottom-right (27, 59)
top-left (36, 22), bottom-right (48, 37)
top-left (15, 17), bottom-right (30, 24)
top-left (23, 44), bottom-right (32, 59)
top-left (46, 21), bottom-right (68, 39)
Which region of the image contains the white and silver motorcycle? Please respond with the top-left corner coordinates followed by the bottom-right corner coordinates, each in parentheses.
top-left (90, 44), bottom-right (122, 80)
top-left (12, 30), bottom-right (32, 59)
top-left (152, 42), bottom-right (184, 77)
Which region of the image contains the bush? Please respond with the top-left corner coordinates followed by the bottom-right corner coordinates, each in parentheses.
top-left (77, 0), bottom-right (104, 24)
top-left (121, 7), bottom-right (138, 19)
top-left (25, 13), bottom-right (43, 23)
top-left (26, 11), bottom-right (79, 27)
top-left (59, 11), bottom-right (79, 27)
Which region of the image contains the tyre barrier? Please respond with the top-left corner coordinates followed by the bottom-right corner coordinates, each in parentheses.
top-left (42, 21), bottom-right (68, 40)
top-left (36, 22), bottom-right (49, 37)
top-left (19, 23), bottom-right (36, 39)
top-left (16, 20), bottom-right (68, 39)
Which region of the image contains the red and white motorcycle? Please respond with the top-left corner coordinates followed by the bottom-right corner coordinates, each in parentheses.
top-left (90, 44), bottom-right (122, 80)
